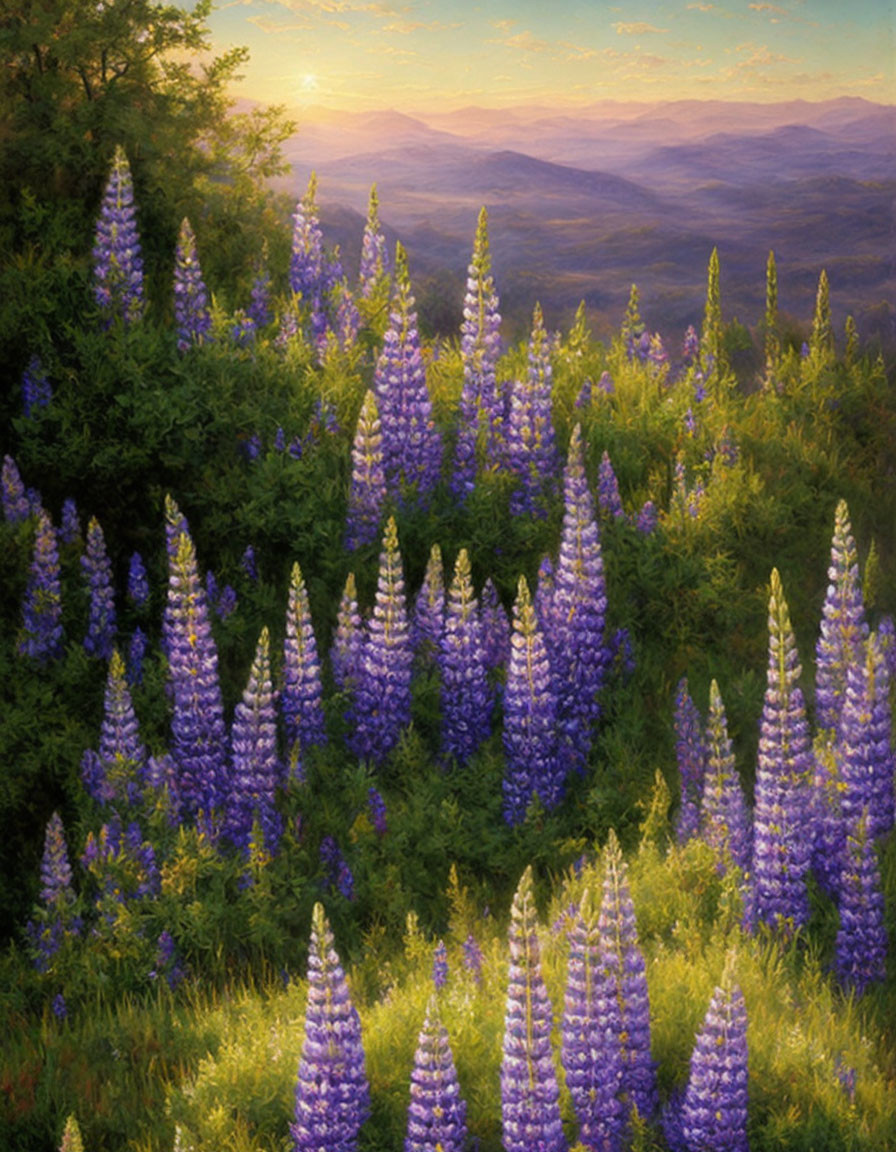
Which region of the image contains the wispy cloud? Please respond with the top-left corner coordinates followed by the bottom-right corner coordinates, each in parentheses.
top-left (686, 2), bottom-right (717, 10)
top-left (748, 2), bottom-right (789, 13)
top-left (613, 22), bottom-right (667, 35)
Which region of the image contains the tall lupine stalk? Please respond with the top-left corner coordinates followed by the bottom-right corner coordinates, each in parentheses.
top-left (27, 812), bottom-right (80, 971)
top-left (331, 573), bottom-right (364, 693)
top-left (551, 423), bottom-right (610, 777)
top-left (701, 680), bottom-right (752, 874)
top-left (597, 450), bottom-right (626, 522)
top-left (505, 302), bottom-right (558, 517)
top-left (839, 632), bottom-right (894, 842)
top-left (127, 551), bottom-right (150, 610)
top-left (502, 575), bottom-right (562, 826)
top-left (674, 679), bottom-right (706, 844)
top-left (701, 246), bottom-right (726, 377)
top-left (292, 903), bottom-right (370, 1152)
top-left (348, 517), bottom-right (413, 765)
top-left (2, 454), bottom-right (30, 524)
top-left (679, 972), bottom-right (749, 1152)
top-left (621, 284), bottom-right (646, 360)
top-left (809, 268), bottom-right (834, 365)
top-left (815, 499), bottom-right (868, 736)
top-left (22, 353), bottom-right (52, 417)
top-left (453, 206), bottom-right (503, 498)
top-left (562, 886), bottom-right (626, 1152)
top-left (751, 568), bottom-right (813, 935)
top-left (405, 997), bottom-right (468, 1152)
top-left (290, 172), bottom-right (325, 303)
top-left (480, 577), bottom-right (510, 673)
top-left (225, 628), bottom-right (282, 852)
top-left (82, 516), bottom-right (117, 660)
top-left (599, 830), bottom-right (658, 1125)
top-left (439, 548), bottom-right (493, 765)
top-left (92, 145), bottom-right (144, 327)
top-left (173, 218), bottom-right (212, 352)
top-left (412, 542), bottom-right (445, 666)
top-left (358, 184), bottom-right (389, 299)
top-left (764, 249), bottom-right (779, 381)
top-left (835, 809), bottom-right (887, 996)
top-left (81, 650), bottom-right (146, 808)
top-left (345, 390), bottom-right (387, 550)
top-left (501, 866), bottom-right (566, 1152)
top-left (282, 563), bottom-right (327, 780)
top-left (373, 243), bottom-right (442, 506)
top-left (163, 496), bottom-right (228, 825)
top-left (19, 508), bottom-right (63, 664)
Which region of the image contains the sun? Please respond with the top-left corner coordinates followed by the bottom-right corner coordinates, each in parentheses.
top-left (300, 73), bottom-right (319, 93)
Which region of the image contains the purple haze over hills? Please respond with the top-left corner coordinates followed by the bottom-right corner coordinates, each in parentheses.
top-left (276, 98), bottom-right (896, 353)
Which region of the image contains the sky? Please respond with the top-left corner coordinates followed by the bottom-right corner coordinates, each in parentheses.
top-left (206, 0), bottom-right (896, 112)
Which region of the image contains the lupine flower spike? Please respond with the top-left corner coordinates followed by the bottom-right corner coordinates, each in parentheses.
top-left (282, 562), bottom-right (327, 777)
top-left (815, 500), bottom-right (869, 736)
top-left (597, 450), bottom-right (626, 522)
top-left (453, 206), bottom-right (503, 497)
top-left (701, 680), bottom-right (752, 874)
top-left (506, 302), bottom-right (558, 516)
top-left (679, 965), bottom-right (749, 1152)
top-left (163, 496), bottom-right (228, 825)
top-left (292, 903), bottom-right (370, 1152)
top-left (173, 217), bottom-right (212, 352)
top-left (562, 885), bottom-right (625, 1151)
top-left (345, 390), bottom-right (387, 550)
top-left (502, 575), bottom-right (561, 826)
top-left (82, 516), bottom-right (117, 660)
top-left (19, 508), bottom-right (64, 664)
top-left (59, 1115), bottom-right (85, 1152)
top-left (22, 354), bottom-right (52, 416)
top-left (359, 184), bottom-right (390, 299)
top-left (81, 650), bottom-right (147, 808)
top-left (373, 243), bottom-right (442, 506)
top-left (348, 517), bottom-right (413, 764)
top-left (405, 997), bottom-right (467, 1152)
top-left (839, 632), bottom-right (894, 842)
top-left (2, 454), bottom-right (30, 524)
top-left (501, 865), bottom-right (566, 1152)
top-left (439, 548), bottom-right (493, 765)
top-left (750, 568), bottom-right (813, 935)
top-left (835, 809), bottom-right (887, 995)
top-left (674, 678), bottom-right (706, 844)
top-left (225, 627), bottom-right (282, 853)
top-left (290, 172), bottom-right (325, 302)
top-left (93, 145), bottom-right (144, 327)
top-left (599, 830), bottom-right (658, 1124)
top-left (480, 577), bottom-right (510, 673)
top-left (27, 812), bottom-right (80, 971)
top-left (331, 572), bottom-right (364, 693)
top-left (412, 542), bottom-right (445, 666)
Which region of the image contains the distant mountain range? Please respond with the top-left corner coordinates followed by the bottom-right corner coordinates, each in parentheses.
top-left (273, 98), bottom-right (896, 352)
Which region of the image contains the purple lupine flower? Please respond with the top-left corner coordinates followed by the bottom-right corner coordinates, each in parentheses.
top-left (348, 517), bottom-right (413, 765)
top-left (81, 649), bottom-right (146, 807)
top-left (373, 243), bottom-right (442, 506)
top-left (432, 939), bottom-right (448, 989)
top-left (92, 145), bottom-right (145, 328)
top-left (273, 427), bottom-right (287, 453)
top-left (345, 390), bottom-right (388, 551)
top-left (412, 543), bottom-right (445, 666)
top-left (282, 561), bottom-right (327, 776)
top-left (248, 263), bottom-right (272, 329)
top-left (533, 553), bottom-right (555, 631)
top-left (596, 370), bottom-right (615, 395)
top-left (289, 173), bottom-right (324, 302)
top-left (230, 309), bottom-right (256, 347)
top-left (505, 302), bottom-right (558, 517)
top-left (701, 680), bottom-right (752, 874)
top-left (173, 217), bottom-right (212, 353)
top-left (636, 500), bottom-right (658, 535)
top-left (835, 810), bottom-right (887, 995)
top-left (59, 498), bottom-right (80, 546)
top-left (217, 583), bottom-right (238, 619)
top-left (22, 354), bottom-right (52, 416)
top-left (240, 545), bottom-right (258, 583)
top-left (453, 206), bottom-right (503, 499)
top-left (839, 632), bottom-right (894, 842)
top-left (878, 615), bottom-right (896, 680)
top-left (405, 998), bottom-right (467, 1152)
top-left (621, 284), bottom-right (646, 361)
top-left (575, 377), bottom-right (593, 409)
top-left (501, 866), bottom-right (566, 1152)
top-left (562, 886), bottom-right (625, 1152)
top-left (332, 282), bottom-right (361, 352)
top-left (225, 627), bottom-right (282, 853)
top-left (550, 423), bottom-right (610, 777)
top-left (674, 679), bottom-right (706, 845)
top-left (127, 552), bottom-right (150, 610)
top-left (358, 184), bottom-right (390, 299)
top-left (462, 933), bottom-right (483, 984)
top-left (598, 830), bottom-right (658, 1124)
top-left (52, 992), bottom-right (68, 1020)
top-left (19, 508), bottom-right (63, 664)
top-left (750, 568), bottom-right (813, 936)
top-left (163, 496), bottom-right (228, 825)
top-left (82, 516), bottom-right (117, 660)
top-left (502, 575), bottom-right (562, 826)
top-left (815, 500), bottom-right (869, 736)
top-left (647, 332), bottom-right (669, 373)
top-left (367, 787), bottom-right (387, 836)
top-left (440, 548), bottom-right (493, 766)
top-left (810, 738), bottom-right (845, 899)
top-left (319, 836), bottom-right (355, 900)
top-left (331, 572), bottom-right (364, 693)
top-left (2, 454), bottom-right (30, 524)
top-left (684, 407), bottom-right (697, 437)
top-left (127, 625), bottom-right (147, 687)
top-left (679, 977), bottom-right (749, 1152)
top-left (480, 578), bottom-right (510, 673)
top-left (26, 813), bottom-right (80, 972)
top-left (292, 902), bottom-right (370, 1151)
top-left (597, 450), bottom-right (626, 522)
top-left (682, 324), bottom-right (700, 365)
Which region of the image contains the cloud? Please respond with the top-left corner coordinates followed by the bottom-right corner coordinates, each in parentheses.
top-left (748, 2), bottom-right (789, 12)
top-left (686, 2), bottom-right (716, 9)
top-left (612, 21), bottom-right (667, 35)
top-left (248, 12), bottom-right (314, 33)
